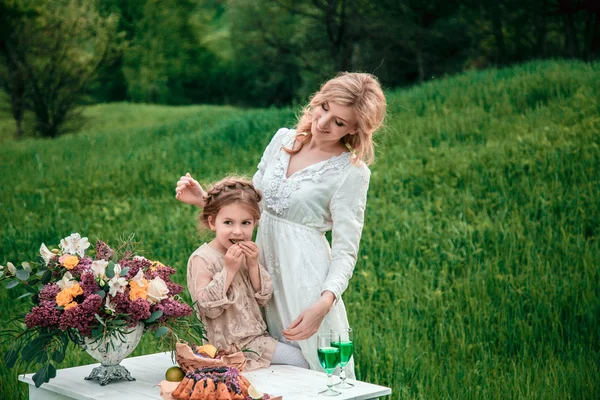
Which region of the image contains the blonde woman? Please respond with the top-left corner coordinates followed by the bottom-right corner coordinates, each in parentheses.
top-left (176, 72), bottom-right (387, 377)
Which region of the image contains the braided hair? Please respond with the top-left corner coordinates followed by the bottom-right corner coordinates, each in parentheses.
top-left (199, 177), bottom-right (263, 231)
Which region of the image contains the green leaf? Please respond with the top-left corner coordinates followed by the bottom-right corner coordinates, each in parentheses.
top-left (41, 270), bottom-right (52, 284)
top-left (17, 292), bottom-right (34, 300)
top-left (5, 280), bottom-right (20, 289)
top-left (105, 262), bottom-right (115, 279)
top-left (32, 365), bottom-right (53, 388)
top-left (95, 290), bottom-right (106, 299)
top-left (120, 267), bottom-right (130, 277)
top-left (154, 326), bottom-right (169, 338)
top-left (4, 347), bottom-right (18, 369)
top-left (48, 364), bottom-right (57, 379)
top-left (16, 269), bottom-right (30, 281)
top-left (25, 284), bottom-right (39, 294)
top-left (144, 310), bottom-right (163, 324)
top-left (94, 313), bottom-right (105, 326)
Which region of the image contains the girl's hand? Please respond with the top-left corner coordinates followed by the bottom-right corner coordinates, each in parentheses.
top-left (224, 244), bottom-right (244, 273)
top-left (175, 173), bottom-right (206, 207)
top-left (239, 241), bottom-right (259, 270)
top-left (282, 292), bottom-right (335, 341)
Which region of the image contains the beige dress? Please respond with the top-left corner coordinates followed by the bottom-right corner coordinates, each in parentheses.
top-left (187, 243), bottom-right (277, 370)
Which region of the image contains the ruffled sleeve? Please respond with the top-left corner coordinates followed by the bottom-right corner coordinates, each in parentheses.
top-left (253, 263), bottom-right (273, 306)
top-left (187, 254), bottom-right (237, 319)
top-left (322, 163), bottom-right (371, 302)
top-left (253, 128), bottom-right (291, 191)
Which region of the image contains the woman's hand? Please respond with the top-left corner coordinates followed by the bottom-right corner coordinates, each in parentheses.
top-left (239, 241), bottom-right (259, 270)
top-left (282, 291), bottom-right (336, 341)
top-left (175, 173), bottom-right (206, 207)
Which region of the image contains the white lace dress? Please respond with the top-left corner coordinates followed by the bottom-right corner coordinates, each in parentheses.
top-left (253, 128), bottom-right (371, 377)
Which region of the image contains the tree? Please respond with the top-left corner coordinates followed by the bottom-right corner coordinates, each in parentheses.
top-left (0, 0), bottom-right (125, 138)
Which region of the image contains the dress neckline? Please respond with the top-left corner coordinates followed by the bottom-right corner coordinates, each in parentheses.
top-left (282, 135), bottom-right (350, 180)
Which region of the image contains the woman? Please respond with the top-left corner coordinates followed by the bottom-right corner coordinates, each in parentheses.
top-left (176, 72), bottom-right (386, 376)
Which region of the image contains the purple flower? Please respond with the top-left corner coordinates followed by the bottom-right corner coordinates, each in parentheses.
top-left (129, 298), bottom-right (151, 321)
top-left (79, 272), bottom-right (100, 297)
top-left (156, 298), bottom-right (193, 322)
top-left (119, 257), bottom-right (152, 280)
top-left (25, 304), bottom-right (60, 329)
top-left (166, 282), bottom-right (184, 296)
top-left (58, 294), bottom-right (102, 336)
top-left (72, 257), bottom-right (93, 277)
top-left (95, 240), bottom-right (114, 261)
top-left (39, 283), bottom-right (60, 303)
top-left (110, 292), bottom-right (131, 314)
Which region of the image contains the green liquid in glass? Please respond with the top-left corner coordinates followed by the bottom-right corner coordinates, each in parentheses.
top-left (318, 347), bottom-right (340, 373)
top-left (331, 341), bottom-right (354, 366)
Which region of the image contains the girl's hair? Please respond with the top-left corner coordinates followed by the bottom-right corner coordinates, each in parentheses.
top-left (291, 72), bottom-right (387, 165)
top-left (198, 177), bottom-right (262, 231)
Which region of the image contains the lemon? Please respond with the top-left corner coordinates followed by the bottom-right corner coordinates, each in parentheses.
top-left (196, 343), bottom-right (218, 358)
top-left (165, 366), bottom-right (185, 382)
top-left (247, 384), bottom-right (264, 400)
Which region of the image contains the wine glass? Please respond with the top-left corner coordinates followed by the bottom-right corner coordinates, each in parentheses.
top-left (317, 332), bottom-right (341, 396)
top-left (332, 328), bottom-right (354, 389)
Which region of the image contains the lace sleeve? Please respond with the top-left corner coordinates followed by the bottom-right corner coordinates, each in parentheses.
top-left (253, 263), bottom-right (273, 306)
top-left (322, 164), bottom-right (371, 302)
top-left (253, 128), bottom-right (290, 190)
top-left (187, 255), bottom-right (237, 319)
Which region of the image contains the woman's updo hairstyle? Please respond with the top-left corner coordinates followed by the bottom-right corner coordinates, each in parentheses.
top-left (198, 177), bottom-right (262, 231)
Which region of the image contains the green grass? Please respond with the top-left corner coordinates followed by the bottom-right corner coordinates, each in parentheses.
top-left (1, 59), bottom-right (599, 399)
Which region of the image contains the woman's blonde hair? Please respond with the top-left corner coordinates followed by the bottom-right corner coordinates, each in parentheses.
top-left (292, 72), bottom-right (386, 165)
top-left (198, 177), bottom-right (262, 231)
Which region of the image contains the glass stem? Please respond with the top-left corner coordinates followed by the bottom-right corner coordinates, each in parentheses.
top-left (327, 373), bottom-right (334, 389)
top-left (340, 367), bottom-right (347, 382)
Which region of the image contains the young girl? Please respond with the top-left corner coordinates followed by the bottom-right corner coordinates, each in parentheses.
top-left (186, 177), bottom-right (309, 370)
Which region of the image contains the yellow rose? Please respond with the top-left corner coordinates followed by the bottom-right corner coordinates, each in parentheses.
top-left (61, 255), bottom-right (79, 270)
top-left (67, 283), bottom-right (83, 297)
top-left (129, 280), bottom-right (148, 301)
top-left (56, 289), bottom-right (74, 307)
top-left (64, 302), bottom-right (78, 310)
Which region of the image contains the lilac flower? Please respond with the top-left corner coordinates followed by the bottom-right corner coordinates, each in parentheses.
top-left (166, 282), bottom-right (184, 296)
top-left (110, 292), bottom-right (131, 314)
top-left (25, 304), bottom-right (60, 329)
top-left (72, 256), bottom-right (93, 277)
top-left (39, 283), bottom-right (60, 303)
top-left (128, 298), bottom-right (151, 321)
top-left (58, 294), bottom-right (102, 336)
top-left (79, 272), bottom-right (100, 297)
top-left (156, 298), bottom-right (193, 322)
top-left (120, 257), bottom-right (152, 280)
top-left (94, 240), bottom-right (114, 261)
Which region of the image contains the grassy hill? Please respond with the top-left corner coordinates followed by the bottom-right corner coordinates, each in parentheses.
top-left (1, 60), bottom-right (599, 399)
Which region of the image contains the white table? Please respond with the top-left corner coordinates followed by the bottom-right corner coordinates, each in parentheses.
top-left (19, 352), bottom-right (392, 400)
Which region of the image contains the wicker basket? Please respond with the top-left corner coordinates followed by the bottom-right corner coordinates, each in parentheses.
top-left (175, 342), bottom-right (247, 373)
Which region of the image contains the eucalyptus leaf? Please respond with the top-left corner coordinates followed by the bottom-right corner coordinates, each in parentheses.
top-left (95, 290), bottom-right (106, 299)
top-left (144, 310), bottom-right (163, 324)
top-left (17, 292), bottom-right (34, 300)
top-left (48, 364), bottom-right (57, 379)
top-left (41, 270), bottom-right (52, 284)
top-left (25, 284), bottom-right (38, 294)
top-left (119, 267), bottom-right (130, 277)
top-left (16, 269), bottom-right (30, 281)
top-left (105, 263), bottom-right (115, 279)
top-left (154, 326), bottom-right (169, 338)
top-left (6, 280), bottom-right (20, 289)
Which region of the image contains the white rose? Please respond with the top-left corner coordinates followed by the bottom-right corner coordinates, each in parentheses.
top-left (91, 260), bottom-right (109, 280)
top-left (57, 272), bottom-right (75, 290)
top-left (40, 243), bottom-right (55, 265)
top-left (147, 276), bottom-right (169, 304)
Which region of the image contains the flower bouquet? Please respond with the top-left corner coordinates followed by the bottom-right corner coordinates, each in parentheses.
top-left (1, 233), bottom-right (204, 387)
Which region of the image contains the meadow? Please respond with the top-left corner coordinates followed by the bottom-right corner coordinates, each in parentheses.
top-left (0, 60), bottom-right (599, 399)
